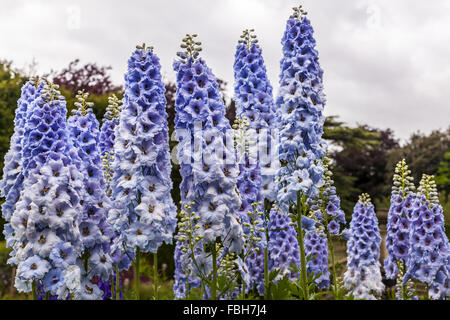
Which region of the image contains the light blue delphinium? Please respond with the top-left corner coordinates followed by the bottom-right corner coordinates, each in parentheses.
top-left (233, 28), bottom-right (278, 202)
top-left (67, 90), bottom-right (113, 299)
top-left (173, 34), bottom-right (244, 299)
top-left (268, 206), bottom-right (300, 281)
top-left (99, 94), bottom-right (126, 299)
top-left (232, 29), bottom-right (276, 296)
top-left (344, 194), bottom-right (384, 299)
top-left (1, 78), bottom-right (45, 246)
top-left (8, 82), bottom-right (85, 298)
top-left (99, 94), bottom-right (122, 158)
top-left (306, 156), bottom-right (346, 291)
top-left (109, 44), bottom-right (177, 265)
top-left (384, 159), bottom-right (417, 300)
top-left (276, 6), bottom-right (327, 212)
top-left (304, 229), bottom-right (330, 289)
top-left (275, 6), bottom-right (328, 299)
top-left (404, 175), bottom-right (449, 300)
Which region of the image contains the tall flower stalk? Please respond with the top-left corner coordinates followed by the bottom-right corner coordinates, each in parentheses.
top-left (344, 194), bottom-right (384, 299)
top-left (307, 156), bottom-right (346, 295)
top-left (233, 29), bottom-right (277, 296)
top-left (1, 78), bottom-right (45, 248)
top-left (276, 5), bottom-right (327, 299)
top-left (173, 34), bottom-right (244, 300)
top-left (384, 159), bottom-right (417, 299)
top-left (100, 94), bottom-right (124, 299)
top-left (67, 90), bottom-right (113, 299)
top-left (109, 44), bottom-right (177, 299)
top-left (8, 82), bottom-right (85, 299)
top-left (404, 175), bottom-right (449, 300)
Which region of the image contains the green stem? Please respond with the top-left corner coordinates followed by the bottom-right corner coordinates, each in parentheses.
top-left (110, 273), bottom-right (115, 300)
top-left (264, 246), bottom-right (269, 299)
top-left (327, 231), bottom-right (338, 298)
top-left (32, 281), bottom-right (37, 300)
top-left (211, 245), bottom-right (218, 300)
top-left (264, 199), bottom-right (270, 300)
top-left (135, 247), bottom-right (140, 300)
top-left (115, 266), bottom-right (120, 300)
top-left (153, 252), bottom-right (158, 300)
top-left (297, 191), bottom-right (309, 300)
top-left (242, 281), bottom-right (246, 299)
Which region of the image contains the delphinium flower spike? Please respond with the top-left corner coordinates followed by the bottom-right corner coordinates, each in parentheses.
top-left (276, 7), bottom-right (327, 210)
top-left (384, 159), bottom-right (417, 299)
top-left (173, 34), bottom-right (244, 299)
top-left (1, 78), bottom-right (45, 247)
top-left (344, 194), bottom-right (384, 299)
top-left (109, 44), bottom-right (177, 298)
top-left (306, 156), bottom-right (346, 292)
top-left (404, 174), bottom-right (449, 300)
top-left (173, 202), bottom-right (202, 299)
top-left (267, 205), bottom-right (300, 281)
top-left (275, 6), bottom-right (328, 298)
top-left (67, 90), bottom-right (113, 299)
top-left (8, 81), bottom-right (85, 299)
top-left (234, 28), bottom-right (278, 201)
top-left (233, 29), bottom-right (278, 296)
top-left (238, 202), bottom-right (266, 296)
top-left (99, 94), bottom-right (126, 299)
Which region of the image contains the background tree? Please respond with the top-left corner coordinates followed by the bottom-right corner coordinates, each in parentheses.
top-left (436, 152), bottom-right (450, 203)
top-left (47, 59), bottom-right (123, 122)
top-left (387, 128), bottom-right (450, 186)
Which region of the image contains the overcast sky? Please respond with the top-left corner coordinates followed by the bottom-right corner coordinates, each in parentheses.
top-left (1, 0), bottom-right (449, 143)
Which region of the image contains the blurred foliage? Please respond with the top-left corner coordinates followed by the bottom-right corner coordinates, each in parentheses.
top-left (387, 128), bottom-right (450, 187)
top-left (325, 119), bottom-right (400, 214)
top-left (47, 59), bottom-right (121, 95)
top-left (436, 152), bottom-right (450, 203)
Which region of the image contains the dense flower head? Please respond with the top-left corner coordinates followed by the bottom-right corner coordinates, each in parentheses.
top-left (384, 159), bottom-right (416, 280)
top-left (344, 194), bottom-right (384, 299)
top-left (239, 202), bottom-right (266, 295)
top-left (276, 12), bottom-right (327, 211)
top-left (308, 156), bottom-right (346, 234)
top-left (109, 44), bottom-right (177, 259)
top-left (233, 29), bottom-right (278, 201)
top-left (7, 82), bottom-right (86, 299)
top-left (304, 229), bottom-right (330, 289)
top-left (1, 79), bottom-right (45, 229)
top-left (404, 175), bottom-right (449, 300)
top-left (67, 90), bottom-right (113, 298)
top-left (99, 94), bottom-right (122, 157)
top-left (173, 34), bottom-right (244, 254)
top-left (268, 206), bottom-right (300, 280)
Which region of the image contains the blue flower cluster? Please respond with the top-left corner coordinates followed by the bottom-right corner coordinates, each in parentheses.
top-left (344, 194), bottom-right (384, 299)
top-left (233, 29), bottom-right (278, 201)
top-left (67, 91), bottom-right (113, 299)
top-left (304, 229), bottom-right (330, 289)
top-left (173, 35), bottom-right (243, 254)
top-left (276, 12), bottom-right (327, 211)
top-left (109, 45), bottom-right (177, 258)
top-left (268, 206), bottom-right (300, 281)
top-left (404, 175), bottom-right (449, 300)
top-left (8, 82), bottom-right (85, 298)
top-left (173, 239), bottom-right (201, 299)
top-left (384, 160), bottom-right (416, 280)
top-left (308, 156), bottom-right (346, 235)
top-left (1, 79), bottom-right (44, 244)
top-left (99, 94), bottom-right (121, 157)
